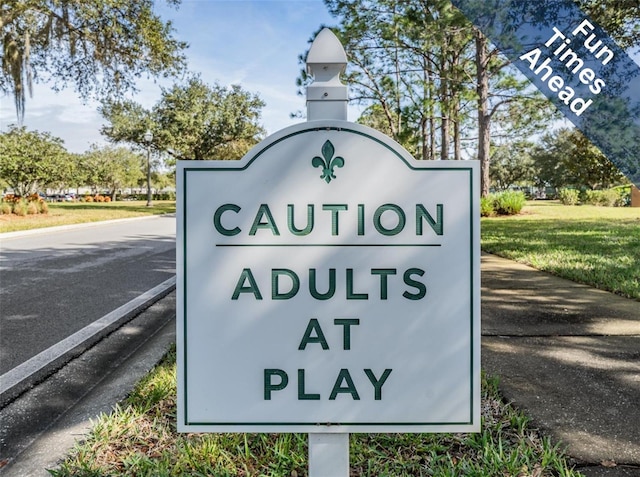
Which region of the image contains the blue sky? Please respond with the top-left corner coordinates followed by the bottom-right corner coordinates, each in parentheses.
top-left (0, 0), bottom-right (346, 153)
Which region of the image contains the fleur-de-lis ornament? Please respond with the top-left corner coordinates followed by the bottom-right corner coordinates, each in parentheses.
top-left (312, 140), bottom-right (345, 183)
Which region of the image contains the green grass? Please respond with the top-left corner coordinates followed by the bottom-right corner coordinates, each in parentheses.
top-left (50, 347), bottom-right (583, 477)
top-left (0, 201), bottom-right (176, 233)
top-left (481, 201), bottom-right (640, 300)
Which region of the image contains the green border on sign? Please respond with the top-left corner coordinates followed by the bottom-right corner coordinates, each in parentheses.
top-left (180, 125), bottom-right (478, 429)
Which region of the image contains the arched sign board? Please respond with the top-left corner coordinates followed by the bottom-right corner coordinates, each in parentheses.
top-left (177, 120), bottom-right (480, 433)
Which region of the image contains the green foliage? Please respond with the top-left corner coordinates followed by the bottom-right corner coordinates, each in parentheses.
top-left (0, 125), bottom-right (70, 195)
top-left (557, 188), bottom-right (580, 205)
top-left (576, 0), bottom-right (640, 49)
top-left (482, 191), bottom-right (526, 216)
top-left (532, 128), bottom-right (626, 190)
top-left (583, 189), bottom-right (626, 207)
top-left (12, 199), bottom-right (28, 216)
top-left (489, 141), bottom-right (537, 191)
top-left (493, 190), bottom-right (526, 215)
top-left (1, 0), bottom-right (187, 121)
top-left (558, 188), bottom-right (628, 207)
top-left (101, 76), bottom-right (265, 161)
top-left (80, 145), bottom-right (145, 198)
top-left (480, 196), bottom-right (495, 217)
top-left (307, 0), bottom-right (553, 198)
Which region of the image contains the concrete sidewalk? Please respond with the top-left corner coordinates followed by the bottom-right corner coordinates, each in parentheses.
top-left (481, 253), bottom-right (640, 477)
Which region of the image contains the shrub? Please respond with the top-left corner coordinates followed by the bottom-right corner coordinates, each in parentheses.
top-left (2, 194), bottom-right (19, 204)
top-left (12, 199), bottom-right (28, 216)
top-left (480, 196), bottom-right (495, 217)
top-left (38, 200), bottom-right (49, 214)
top-left (26, 202), bottom-right (39, 215)
top-left (558, 188), bottom-right (580, 205)
top-left (584, 189), bottom-right (625, 207)
top-left (493, 190), bottom-right (526, 215)
top-left (0, 202), bottom-right (12, 214)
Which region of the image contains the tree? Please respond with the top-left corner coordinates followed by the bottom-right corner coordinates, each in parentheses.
top-left (306, 0), bottom-right (477, 161)
top-left (489, 141), bottom-right (536, 191)
top-left (1, 0), bottom-right (187, 122)
top-left (81, 145), bottom-right (145, 199)
top-left (101, 76), bottom-right (265, 161)
top-left (576, 0), bottom-right (640, 50)
top-left (531, 128), bottom-right (626, 190)
top-left (0, 125), bottom-right (69, 195)
top-left (298, 0), bottom-right (552, 199)
top-left (468, 0), bottom-right (640, 195)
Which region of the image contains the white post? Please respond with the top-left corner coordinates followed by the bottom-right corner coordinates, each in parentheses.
top-left (306, 27), bottom-right (350, 477)
top-left (309, 434), bottom-right (350, 477)
top-left (306, 28), bottom-right (348, 122)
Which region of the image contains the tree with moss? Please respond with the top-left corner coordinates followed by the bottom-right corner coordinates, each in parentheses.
top-left (1, 0), bottom-right (187, 122)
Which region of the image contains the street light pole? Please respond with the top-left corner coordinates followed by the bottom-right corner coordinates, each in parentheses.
top-left (143, 130), bottom-right (153, 207)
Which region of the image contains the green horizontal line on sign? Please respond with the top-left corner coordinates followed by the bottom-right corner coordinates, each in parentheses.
top-left (215, 243), bottom-right (441, 247)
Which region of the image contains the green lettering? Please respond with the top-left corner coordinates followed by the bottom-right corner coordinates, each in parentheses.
top-left (309, 268), bottom-right (336, 300)
top-left (329, 369), bottom-right (360, 400)
top-left (346, 268), bottom-right (368, 300)
top-left (364, 369), bottom-right (392, 400)
top-left (357, 204), bottom-right (365, 236)
top-left (416, 204), bottom-right (443, 236)
top-left (249, 204), bottom-right (280, 235)
top-left (232, 268), bottom-right (263, 300)
top-left (373, 204), bottom-right (405, 236)
top-left (288, 204), bottom-right (314, 236)
top-left (334, 318), bottom-right (359, 350)
top-left (264, 369), bottom-right (288, 400)
top-left (371, 268), bottom-right (397, 299)
top-left (272, 269), bottom-right (300, 300)
top-left (213, 203), bottom-right (241, 236)
top-left (322, 204), bottom-right (348, 236)
top-left (298, 319), bottom-right (329, 350)
top-left (403, 268), bottom-right (426, 300)
top-left (298, 369), bottom-right (320, 400)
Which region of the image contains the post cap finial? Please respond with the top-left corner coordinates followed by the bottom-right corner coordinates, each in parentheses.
top-left (306, 28), bottom-right (347, 73)
top-left (306, 28), bottom-right (348, 121)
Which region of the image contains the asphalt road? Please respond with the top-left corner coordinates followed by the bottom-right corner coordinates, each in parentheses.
top-left (0, 215), bottom-right (176, 375)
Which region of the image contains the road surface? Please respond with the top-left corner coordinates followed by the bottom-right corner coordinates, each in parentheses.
top-left (0, 215), bottom-right (176, 375)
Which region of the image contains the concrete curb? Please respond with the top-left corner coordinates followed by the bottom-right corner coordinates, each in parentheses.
top-left (0, 276), bottom-right (176, 408)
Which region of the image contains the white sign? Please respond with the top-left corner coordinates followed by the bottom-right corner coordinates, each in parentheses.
top-left (177, 120), bottom-right (480, 433)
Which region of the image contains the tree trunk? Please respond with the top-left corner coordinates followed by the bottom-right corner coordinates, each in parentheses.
top-left (475, 28), bottom-right (491, 196)
top-left (430, 115), bottom-right (436, 161)
top-left (440, 55), bottom-right (449, 161)
top-left (440, 113), bottom-right (449, 160)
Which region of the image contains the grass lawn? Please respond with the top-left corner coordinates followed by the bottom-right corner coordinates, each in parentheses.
top-left (51, 347), bottom-right (582, 477)
top-left (481, 201), bottom-right (640, 301)
top-left (0, 201), bottom-right (176, 234)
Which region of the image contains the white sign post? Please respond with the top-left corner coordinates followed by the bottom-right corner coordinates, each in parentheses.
top-left (177, 28), bottom-right (480, 477)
